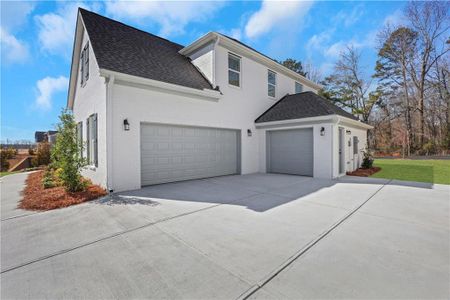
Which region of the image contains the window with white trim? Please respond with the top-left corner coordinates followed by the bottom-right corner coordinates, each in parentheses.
top-left (295, 82), bottom-right (303, 93)
top-left (80, 42), bottom-right (89, 86)
top-left (86, 114), bottom-right (98, 167)
top-left (268, 70), bottom-right (276, 97)
top-left (228, 53), bottom-right (241, 87)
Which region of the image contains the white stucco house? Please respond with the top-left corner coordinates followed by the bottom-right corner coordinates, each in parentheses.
top-left (68, 8), bottom-right (372, 192)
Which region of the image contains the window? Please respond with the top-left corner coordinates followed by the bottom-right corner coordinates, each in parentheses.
top-left (228, 53), bottom-right (241, 87)
top-left (76, 121), bottom-right (83, 157)
top-left (80, 42), bottom-right (89, 86)
top-left (268, 70), bottom-right (276, 97)
top-left (295, 82), bottom-right (303, 93)
top-left (353, 136), bottom-right (359, 155)
top-left (86, 114), bottom-right (98, 167)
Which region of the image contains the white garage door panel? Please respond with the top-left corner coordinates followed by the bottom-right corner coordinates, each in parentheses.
top-left (141, 123), bottom-right (239, 186)
top-left (267, 128), bottom-right (314, 176)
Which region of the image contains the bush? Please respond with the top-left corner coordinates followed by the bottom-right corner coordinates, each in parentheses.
top-left (1, 151), bottom-right (10, 171)
top-left (28, 148), bottom-right (35, 155)
top-left (51, 109), bottom-right (86, 192)
top-left (42, 168), bottom-right (55, 189)
top-left (1, 148), bottom-right (16, 159)
top-left (361, 150), bottom-right (374, 169)
top-left (36, 142), bottom-right (51, 166)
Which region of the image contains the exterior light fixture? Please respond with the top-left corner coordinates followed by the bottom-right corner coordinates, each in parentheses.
top-left (346, 130), bottom-right (351, 135)
top-left (123, 119), bottom-right (130, 131)
top-left (247, 129), bottom-right (252, 137)
top-left (320, 127), bottom-right (325, 136)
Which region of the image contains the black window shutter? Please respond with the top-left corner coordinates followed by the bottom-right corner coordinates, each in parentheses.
top-left (93, 113), bottom-right (98, 167)
top-left (80, 50), bottom-right (84, 86)
top-left (85, 43), bottom-right (89, 83)
top-left (86, 117), bottom-right (90, 164)
top-left (77, 122), bottom-right (83, 158)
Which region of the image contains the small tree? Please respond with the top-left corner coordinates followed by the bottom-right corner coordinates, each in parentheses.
top-left (51, 109), bottom-right (86, 192)
top-left (35, 142), bottom-right (51, 166)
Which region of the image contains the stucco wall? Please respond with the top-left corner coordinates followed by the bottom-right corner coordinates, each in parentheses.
top-left (72, 27), bottom-right (107, 188)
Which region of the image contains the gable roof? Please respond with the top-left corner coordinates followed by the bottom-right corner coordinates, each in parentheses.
top-left (255, 92), bottom-right (360, 123)
top-left (78, 8), bottom-right (214, 91)
top-left (179, 32), bottom-right (323, 91)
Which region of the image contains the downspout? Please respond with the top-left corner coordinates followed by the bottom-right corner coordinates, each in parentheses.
top-left (106, 75), bottom-right (115, 193)
top-left (212, 35), bottom-right (220, 88)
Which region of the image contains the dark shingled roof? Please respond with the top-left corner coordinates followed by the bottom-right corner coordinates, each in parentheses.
top-left (79, 8), bottom-right (214, 91)
top-left (255, 92), bottom-right (359, 123)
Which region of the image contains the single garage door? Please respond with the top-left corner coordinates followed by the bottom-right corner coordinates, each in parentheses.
top-left (267, 128), bottom-right (313, 176)
top-left (141, 123), bottom-right (239, 186)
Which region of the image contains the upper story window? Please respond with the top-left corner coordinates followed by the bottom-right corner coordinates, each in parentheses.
top-left (295, 82), bottom-right (303, 93)
top-left (228, 53), bottom-right (241, 87)
top-left (80, 42), bottom-right (89, 86)
top-left (268, 70), bottom-right (276, 98)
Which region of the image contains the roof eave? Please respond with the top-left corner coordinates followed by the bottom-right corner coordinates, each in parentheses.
top-left (255, 114), bottom-right (373, 130)
top-left (255, 115), bottom-right (339, 128)
top-left (67, 10), bottom-right (84, 110)
top-left (99, 69), bottom-right (222, 101)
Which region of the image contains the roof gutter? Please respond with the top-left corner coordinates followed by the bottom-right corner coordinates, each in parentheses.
top-left (255, 115), bottom-right (339, 128)
top-left (336, 116), bottom-right (373, 130)
top-left (255, 114), bottom-right (373, 130)
top-left (99, 69), bottom-right (222, 101)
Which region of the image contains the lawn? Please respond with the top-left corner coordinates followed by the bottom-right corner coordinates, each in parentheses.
top-left (371, 159), bottom-right (450, 185)
top-left (0, 171), bottom-right (19, 178)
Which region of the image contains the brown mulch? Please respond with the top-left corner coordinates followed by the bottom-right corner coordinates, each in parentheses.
top-left (19, 171), bottom-right (107, 211)
top-left (346, 167), bottom-right (381, 177)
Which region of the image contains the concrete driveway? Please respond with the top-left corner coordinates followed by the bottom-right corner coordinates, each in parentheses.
top-left (1, 172), bottom-right (449, 299)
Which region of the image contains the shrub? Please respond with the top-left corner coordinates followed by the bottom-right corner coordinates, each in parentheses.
top-left (51, 109), bottom-right (86, 192)
top-left (28, 148), bottom-right (35, 155)
top-left (1, 151), bottom-right (10, 171)
top-left (361, 150), bottom-right (374, 169)
top-left (2, 148), bottom-right (16, 159)
top-left (36, 142), bottom-right (51, 166)
top-left (42, 168), bottom-right (55, 189)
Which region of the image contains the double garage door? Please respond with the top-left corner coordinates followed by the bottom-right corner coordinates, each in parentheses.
top-left (267, 128), bottom-right (314, 176)
top-left (141, 123), bottom-right (239, 186)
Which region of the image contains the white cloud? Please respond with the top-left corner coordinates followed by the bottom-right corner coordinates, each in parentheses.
top-left (325, 41), bottom-right (347, 58)
top-left (35, 2), bottom-right (93, 58)
top-left (104, 1), bottom-right (225, 37)
top-left (332, 5), bottom-right (364, 28)
top-left (306, 29), bottom-right (333, 54)
top-left (383, 9), bottom-right (404, 27)
top-left (0, 27), bottom-right (29, 64)
top-left (244, 0), bottom-right (314, 39)
top-left (35, 76), bottom-right (69, 111)
top-left (0, 1), bottom-right (35, 32)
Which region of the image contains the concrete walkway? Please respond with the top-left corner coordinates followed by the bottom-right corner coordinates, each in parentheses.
top-left (1, 172), bottom-right (449, 299)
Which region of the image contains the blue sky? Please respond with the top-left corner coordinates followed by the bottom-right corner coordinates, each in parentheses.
top-left (1, 0), bottom-right (406, 142)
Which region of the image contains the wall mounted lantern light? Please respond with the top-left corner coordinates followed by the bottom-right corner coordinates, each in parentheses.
top-left (247, 129), bottom-right (252, 137)
top-left (320, 127), bottom-right (325, 136)
top-left (123, 119), bottom-right (130, 131)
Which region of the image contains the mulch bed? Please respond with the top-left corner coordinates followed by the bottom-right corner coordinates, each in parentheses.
top-left (19, 171), bottom-right (107, 211)
top-left (346, 167), bottom-right (381, 177)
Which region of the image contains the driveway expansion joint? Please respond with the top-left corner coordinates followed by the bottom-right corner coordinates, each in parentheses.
top-left (237, 179), bottom-right (393, 300)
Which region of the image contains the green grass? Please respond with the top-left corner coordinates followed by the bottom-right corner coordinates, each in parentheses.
top-left (0, 171), bottom-right (19, 177)
top-left (371, 159), bottom-right (450, 185)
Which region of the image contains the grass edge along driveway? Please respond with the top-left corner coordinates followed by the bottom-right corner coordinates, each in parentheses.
top-left (371, 159), bottom-right (450, 185)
